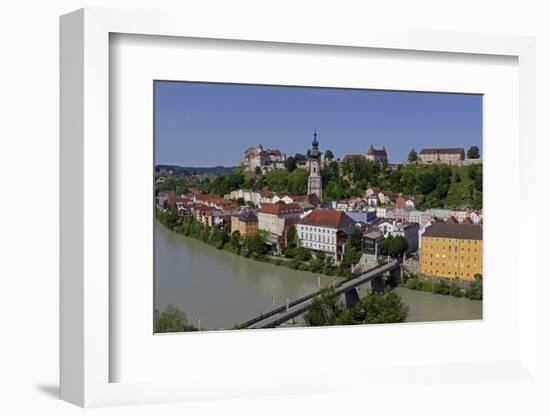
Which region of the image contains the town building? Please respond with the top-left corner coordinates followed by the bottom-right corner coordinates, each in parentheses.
top-left (297, 209), bottom-right (356, 261)
top-left (361, 229), bottom-right (385, 264)
top-left (419, 148), bottom-right (465, 165)
top-left (307, 131), bottom-right (323, 201)
top-left (241, 144), bottom-right (286, 174)
top-left (366, 144), bottom-right (388, 163)
top-left (409, 210), bottom-right (433, 225)
top-left (430, 208), bottom-right (453, 221)
top-left (257, 203), bottom-right (303, 237)
top-left (450, 210), bottom-right (469, 223)
top-left (420, 223), bottom-right (483, 281)
top-left (230, 211), bottom-right (258, 237)
top-left (156, 190), bottom-right (175, 208)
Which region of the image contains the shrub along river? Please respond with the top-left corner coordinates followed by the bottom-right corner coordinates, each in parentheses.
top-left (155, 220), bottom-right (482, 330)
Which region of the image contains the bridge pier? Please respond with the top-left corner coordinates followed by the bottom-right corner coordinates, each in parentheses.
top-left (387, 266), bottom-right (402, 289)
top-left (343, 288), bottom-right (360, 309)
top-left (370, 276), bottom-right (385, 293)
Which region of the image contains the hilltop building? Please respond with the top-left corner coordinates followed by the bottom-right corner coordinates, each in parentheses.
top-left (242, 144), bottom-right (286, 174)
top-left (307, 131), bottom-right (323, 202)
top-left (366, 144), bottom-right (388, 163)
top-left (342, 145), bottom-right (388, 164)
top-left (419, 148), bottom-right (465, 165)
top-left (420, 223), bottom-right (482, 281)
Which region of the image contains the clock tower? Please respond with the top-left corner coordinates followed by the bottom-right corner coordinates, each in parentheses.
top-left (307, 130), bottom-right (323, 202)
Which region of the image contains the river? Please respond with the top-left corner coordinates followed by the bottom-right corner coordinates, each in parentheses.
top-left (154, 221), bottom-right (482, 330)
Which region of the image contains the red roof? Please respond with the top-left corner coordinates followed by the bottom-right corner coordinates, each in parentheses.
top-left (446, 216), bottom-right (459, 224)
top-left (342, 154), bottom-right (365, 162)
top-left (299, 209), bottom-right (356, 229)
top-left (419, 147), bottom-right (464, 155)
top-left (258, 203), bottom-right (303, 216)
top-left (367, 144), bottom-right (387, 157)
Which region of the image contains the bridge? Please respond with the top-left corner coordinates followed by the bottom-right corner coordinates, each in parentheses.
top-left (239, 259), bottom-right (402, 329)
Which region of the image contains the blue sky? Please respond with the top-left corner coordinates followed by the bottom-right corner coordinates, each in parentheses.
top-left (154, 81), bottom-right (482, 166)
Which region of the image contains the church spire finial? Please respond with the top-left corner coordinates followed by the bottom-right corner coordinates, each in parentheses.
top-left (312, 128), bottom-right (319, 148)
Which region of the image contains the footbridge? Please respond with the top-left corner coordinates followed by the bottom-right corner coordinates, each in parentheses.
top-left (239, 259), bottom-right (402, 329)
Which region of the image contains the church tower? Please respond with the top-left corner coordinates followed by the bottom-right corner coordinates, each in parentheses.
top-left (307, 130), bottom-right (323, 202)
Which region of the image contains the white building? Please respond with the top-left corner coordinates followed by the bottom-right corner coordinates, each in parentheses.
top-left (241, 144), bottom-right (286, 174)
top-left (257, 203), bottom-right (303, 236)
top-left (297, 209), bottom-right (356, 260)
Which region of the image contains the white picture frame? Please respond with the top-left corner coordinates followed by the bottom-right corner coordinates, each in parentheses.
top-left (60, 7), bottom-right (538, 408)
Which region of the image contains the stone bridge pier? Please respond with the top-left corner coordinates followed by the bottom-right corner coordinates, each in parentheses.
top-left (387, 266), bottom-right (402, 288)
top-left (343, 288), bottom-right (360, 308)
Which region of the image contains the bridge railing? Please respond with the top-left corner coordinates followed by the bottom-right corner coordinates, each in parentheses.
top-left (238, 260), bottom-right (399, 328)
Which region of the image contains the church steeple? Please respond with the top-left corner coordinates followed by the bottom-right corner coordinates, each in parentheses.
top-left (307, 129), bottom-right (322, 202)
top-left (310, 130), bottom-right (320, 159)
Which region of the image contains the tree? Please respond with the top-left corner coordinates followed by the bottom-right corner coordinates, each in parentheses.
top-left (408, 149), bottom-right (418, 163)
top-left (154, 304), bottom-right (198, 333)
top-left (325, 150), bottom-right (334, 161)
top-left (285, 156), bottom-right (297, 172)
top-left (254, 166), bottom-right (262, 175)
top-left (354, 291), bottom-right (409, 324)
top-left (304, 289), bottom-right (409, 326)
top-left (381, 235), bottom-right (409, 258)
top-left (287, 168), bottom-right (309, 194)
top-left (304, 289), bottom-right (345, 326)
top-left (286, 225), bottom-right (298, 248)
top-left (467, 146), bottom-right (480, 159)
top-left (340, 229), bottom-right (363, 270)
top-left (465, 274), bottom-right (483, 300)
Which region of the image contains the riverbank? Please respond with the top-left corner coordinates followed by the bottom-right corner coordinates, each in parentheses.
top-left (399, 274), bottom-right (483, 301)
top-left (156, 207), bottom-right (358, 278)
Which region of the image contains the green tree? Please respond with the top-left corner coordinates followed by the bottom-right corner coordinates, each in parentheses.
top-left (381, 235), bottom-right (409, 258)
top-left (467, 146), bottom-right (480, 159)
top-left (353, 291), bottom-right (409, 324)
top-left (325, 150), bottom-right (334, 160)
top-left (465, 274), bottom-right (483, 300)
top-left (287, 168), bottom-right (309, 194)
top-left (154, 304), bottom-right (198, 333)
top-left (254, 166), bottom-right (262, 175)
top-left (286, 225), bottom-right (298, 248)
top-left (408, 148), bottom-right (418, 163)
top-left (304, 289), bottom-right (345, 326)
top-left (285, 156), bottom-right (297, 172)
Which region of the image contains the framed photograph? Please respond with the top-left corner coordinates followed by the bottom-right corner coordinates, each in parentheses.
top-left (60, 8), bottom-right (538, 408)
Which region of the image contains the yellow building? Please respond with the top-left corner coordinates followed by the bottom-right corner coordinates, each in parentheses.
top-left (420, 223), bottom-right (482, 281)
top-left (230, 212), bottom-right (258, 237)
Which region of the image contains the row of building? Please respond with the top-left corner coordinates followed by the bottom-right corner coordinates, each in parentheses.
top-left (241, 142), bottom-right (480, 174)
top-left (157, 186), bottom-right (482, 281)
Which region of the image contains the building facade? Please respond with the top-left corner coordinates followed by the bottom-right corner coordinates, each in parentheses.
top-left (366, 144), bottom-right (388, 163)
top-left (241, 144), bottom-right (286, 173)
top-left (257, 203), bottom-right (303, 236)
top-left (420, 223), bottom-right (483, 281)
top-left (297, 209), bottom-right (356, 260)
top-left (419, 147), bottom-right (465, 164)
top-left (230, 211), bottom-right (258, 237)
top-left (307, 131), bottom-right (323, 201)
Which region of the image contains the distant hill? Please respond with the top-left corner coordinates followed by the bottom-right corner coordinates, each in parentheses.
top-left (156, 164), bottom-right (237, 176)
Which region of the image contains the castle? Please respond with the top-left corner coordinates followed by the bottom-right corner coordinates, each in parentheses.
top-left (241, 144), bottom-right (286, 174)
